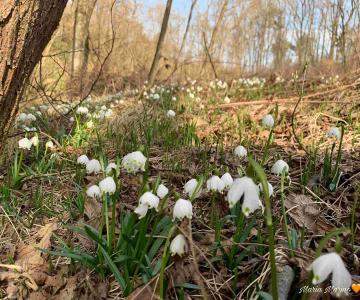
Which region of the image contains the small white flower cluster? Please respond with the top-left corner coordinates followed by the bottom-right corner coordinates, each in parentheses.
top-left (235, 77), bottom-right (266, 88)
top-left (206, 173), bottom-right (233, 193)
top-left (121, 151), bottom-right (147, 173)
top-left (77, 151), bottom-right (147, 176)
top-left (17, 113), bottom-right (36, 123)
top-left (77, 155), bottom-right (102, 174)
top-left (209, 79), bottom-right (228, 90)
top-left (134, 183), bottom-right (169, 219)
top-left (18, 135), bottom-right (50, 150)
top-left (86, 176), bottom-right (116, 198)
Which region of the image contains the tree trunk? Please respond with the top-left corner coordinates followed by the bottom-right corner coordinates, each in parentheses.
top-left (0, 0), bottom-right (67, 151)
top-left (71, 0), bottom-right (97, 91)
top-left (148, 0), bottom-right (173, 87)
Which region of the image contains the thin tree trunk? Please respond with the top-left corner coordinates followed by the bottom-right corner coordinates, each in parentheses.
top-left (166, 0), bottom-right (197, 81)
top-left (0, 0), bottom-right (67, 151)
top-left (72, 0), bottom-right (97, 92)
top-left (148, 0), bottom-right (173, 87)
top-left (200, 0), bottom-right (229, 76)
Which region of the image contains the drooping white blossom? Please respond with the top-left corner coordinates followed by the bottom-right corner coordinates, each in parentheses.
top-left (310, 253), bottom-right (351, 296)
top-left (262, 114), bottom-right (275, 128)
top-left (18, 138), bottom-right (32, 150)
top-left (173, 198), bottom-right (193, 220)
top-left (258, 182), bottom-right (274, 197)
top-left (122, 151), bottom-right (147, 173)
top-left (45, 140), bottom-right (55, 149)
top-left (327, 127), bottom-right (341, 140)
top-left (139, 191), bottom-right (160, 211)
top-left (271, 160), bottom-right (289, 175)
top-left (206, 175), bottom-right (225, 193)
top-left (105, 162), bottom-right (117, 175)
top-left (77, 154), bottom-right (89, 165)
top-left (99, 177), bottom-right (116, 194)
top-left (221, 173), bottom-right (233, 189)
top-left (227, 177), bottom-right (263, 217)
top-left (166, 110), bottom-right (176, 117)
top-left (134, 204), bottom-right (148, 219)
top-left (86, 185), bottom-right (101, 198)
top-left (76, 106), bottom-right (89, 115)
top-left (86, 159), bottom-right (102, 174)
top-left (170, 234), bottom-right (188, 256)
top-left (234, 145), bottom-right (247, 158)
top-left (156, 184), bottom-right (169, 199)
top-left (184, 178), bottom-right (201, 199)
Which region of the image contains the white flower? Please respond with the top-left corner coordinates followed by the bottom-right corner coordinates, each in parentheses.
top-left (30, 136), bottom-right (39, 147)
top-left (221, 173), bottom-right (233, 189)
top-left (122, 151), bottom-right (147, 173)
top-left (310, 253), bottom-right (351, 295)
top-left (45, 140), bottom-right (54, 149)
top-left (234, 145), bottom-right (247, 158)
top-left (26, 113), bottom-right (37, 122)
top-left (18, 138), bottom-right (32, 150)
top-left (258, 182), bottom-right (274, 197)
top-left (139, 192), bottom-right (160, 211)
top-left (156, 184), bottom-right (169, 199)
top-left (86, 159), bottom-right (102, 174)
top-left (152, 93), bottom-right (160, 100)
top-left (271, 160), bottom-right (289, 175)
top-left (105, 109), bottom-right (113, 118)
top-left (77, 154), bottom-right (89, 165)
top-left (184, 178), bottom-right (201, 199)
top-left (262, 114), bottom-right (274, 128)
top-left (76, 106), bottom-right (89, 115)
top-left (105, 162), bottom-right (117, 175)
top-left (134, 204), bottom-right (148, 219)
top-left (166, 110), bottom-right (176, 117)
top-left (227, 177), bottom-right (263, 217)
top-left (86, 185), bottom-right (101, 198)
top-left (224, 96), bottom-right (230, 104)
top-left (99, 177), bottom-right (116, 194)
top-left (86, 120), bottom-right (94, 128)
top-left (18, 113), bottom-right (28, 122)
top-left (327, 127), bottom-right (341, 140)
top-left (170, 234), bottom-right (187, 256)
top-left (206, 175), bottom-right (225, 193)
top-left (173, 198), bottom-right (193, 220)
top-left (172, 96), bottom-right (177, 101)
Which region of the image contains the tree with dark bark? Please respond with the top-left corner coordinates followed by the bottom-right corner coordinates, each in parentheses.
top-left (0, 0), bottom-right (67, 152)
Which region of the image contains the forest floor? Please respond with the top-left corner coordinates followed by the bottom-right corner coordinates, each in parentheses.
top-left (0, 76), bottom-right (360, 299)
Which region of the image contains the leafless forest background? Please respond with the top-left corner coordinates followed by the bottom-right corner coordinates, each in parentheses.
top-left (30, 0), bottom-right (360, 101)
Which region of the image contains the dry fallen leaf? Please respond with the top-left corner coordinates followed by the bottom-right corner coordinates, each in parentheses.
top-left (0, 222), bottom-right (58, 298)
top-left (285, 193), bottom-right (332, 234)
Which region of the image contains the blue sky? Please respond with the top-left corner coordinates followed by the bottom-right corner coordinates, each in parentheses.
top-left (138, 0), bottom-right (210, 37)
top-left (140, 0), bottom-right (208, 15)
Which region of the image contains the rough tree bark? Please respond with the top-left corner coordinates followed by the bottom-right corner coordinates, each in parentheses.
top-left (0, 0), bottom-right (67, 151)
top-left (147, 0), bottom-right (173, 87)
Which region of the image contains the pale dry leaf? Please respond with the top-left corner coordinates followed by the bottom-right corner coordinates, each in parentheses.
top-left (285, 193), bottom-right (332, 234)
top-left (16, 222), bottom-right (58, 272)
top-left (52, 276), bottom-right (78, 300)
top-left (0, 222), bottom-right (58, 298)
